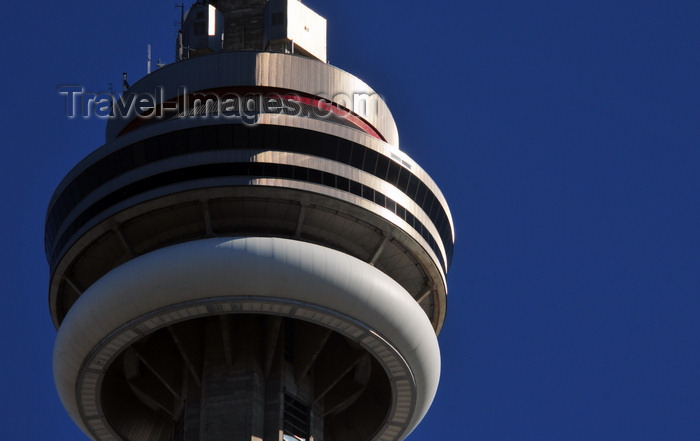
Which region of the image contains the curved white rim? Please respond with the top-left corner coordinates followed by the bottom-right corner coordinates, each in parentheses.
top-left (54, 237), bottom-right (440, 441)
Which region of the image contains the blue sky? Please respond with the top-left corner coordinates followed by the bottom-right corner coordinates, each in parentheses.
top-left (1, 1), bottom-right (699, 440)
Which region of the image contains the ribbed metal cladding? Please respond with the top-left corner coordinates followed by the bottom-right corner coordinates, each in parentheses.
top-left (46, 114), bottom-right (454, 332)
top-left (104, 52), bottom-right (400, 146)
top-left (45, 133), bottom-right (452, 269)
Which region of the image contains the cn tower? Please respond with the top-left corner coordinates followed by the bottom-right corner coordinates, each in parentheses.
top-left (46, 1), bottom-right (454, 440)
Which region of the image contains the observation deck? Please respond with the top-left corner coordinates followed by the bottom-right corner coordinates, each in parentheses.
top-left (47, 42), bottom-right (454, 441)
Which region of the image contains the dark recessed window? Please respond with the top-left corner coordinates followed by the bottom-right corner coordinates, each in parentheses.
top-left (308, 168), bottom-right (322, 185)
top-left (349, 146), bottom-right (364, 169)
top-left (374, 192), bottom-right (386, 207)
top-left (375, 155), bottom-right (390, 180)
top-left (396, 167), bottom-right (409, 193)
top-left (337, 139), bottom-right (351, 164)
top-left (349, 180), bottom-right (362, 196)
top-left (386, 161), bottom-right (401, 186)
top-left (322, 172), bottom-right (335, 188)
top-left (283, 394), bottom-right (309, 440)
top-left (293, 166), bottom-right (308, 181)
top-left (336, 176), bottom-right (349, 192)
top-left (363, 150), bottom-right (378, 174)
